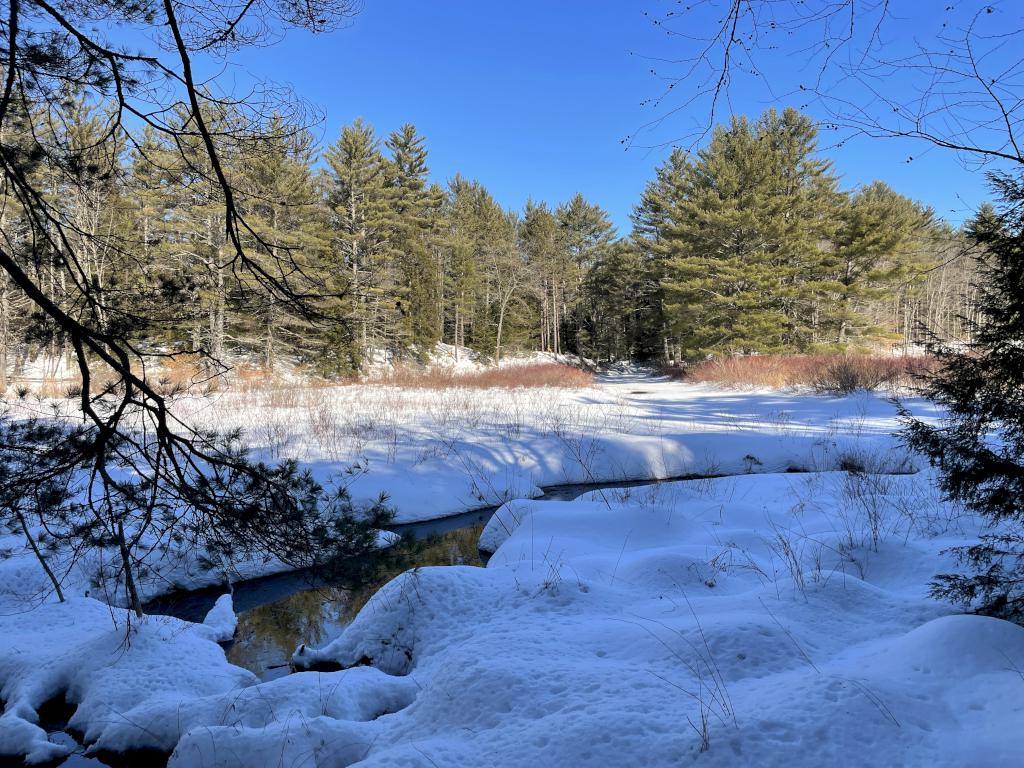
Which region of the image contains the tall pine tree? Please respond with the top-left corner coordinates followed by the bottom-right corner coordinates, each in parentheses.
top-left (383, 124), bottom-right (445, 352)
top-left (658, 108), bottom-right (842, 358)
top-left (324, 119), bottom-right (391, 357)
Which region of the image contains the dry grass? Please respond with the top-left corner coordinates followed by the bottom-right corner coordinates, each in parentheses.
top-left (146, 353), bottom-right (218, 395)
top-left (676, 353), bottom-right (939, 393)
top-left (369, 362), bottom-right (592, 390)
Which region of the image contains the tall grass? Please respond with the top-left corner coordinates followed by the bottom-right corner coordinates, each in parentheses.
top-left (369, 362), bottom-right (592, 390)
top-left (675, 353), bottom-right (938, 393)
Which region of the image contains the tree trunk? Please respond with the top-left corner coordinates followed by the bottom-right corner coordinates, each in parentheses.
top-left (495, 290), bottom-right (512, 363)
top-left (117, 521), bottom-right (144, 618)
top-left (0, 270), bottom-right (9, 393)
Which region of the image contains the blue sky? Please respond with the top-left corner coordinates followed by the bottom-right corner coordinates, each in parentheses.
top-left (217, 0), bottom-right (998, 234)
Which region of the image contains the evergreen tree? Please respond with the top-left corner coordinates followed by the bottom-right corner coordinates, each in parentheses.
top-left (556, 193), bottom-right (616, 354)
top-left (237, 116), bottom-right (332, 369)
top-left (658, 108), bottom-right (842, 358)
top-left (440, 176), bottom-right (498, 354)
top-left (580, 240), bottom-right (656, 360)
top-left (383, 125), bottom-right (445, 352)
top-left (0, 98), bottom-right (40, 388)
top-left (904, 173), bottom-right (1024, 619)
top-left (324, 119), bottom-right (390, 356)
top-left (824, 181), bottom-right (933, 344)
top-left (131, 105), bottom-right (247, 362)
top-left (478, 209), bottom-right (521, 361)
top-left (632, 148), bottom-right (691, 362)
top-left (521, 200), bottom-right (562, 353)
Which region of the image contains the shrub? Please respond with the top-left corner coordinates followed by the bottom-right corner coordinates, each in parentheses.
top-left (904, 174), bottom-right (1024, 620)
top-left (371, 362), bottom-right (592, 390)
top-left (677, 353), bottom-right (938, 393)
top-left (150, 353), bottom-right (212, 395)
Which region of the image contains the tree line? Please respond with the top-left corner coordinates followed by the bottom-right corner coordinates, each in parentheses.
top-left (0, 101), bottom-right (978, 386)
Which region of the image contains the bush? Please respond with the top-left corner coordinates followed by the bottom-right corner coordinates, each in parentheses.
top-left (811, 355), bottom-right (939, 394)
top-left (370, 362), bottom-right (592, 390)
top-left (903, 175), bottom-right (1024, 620)
top-left (675, 353), bottom-right (938, 393)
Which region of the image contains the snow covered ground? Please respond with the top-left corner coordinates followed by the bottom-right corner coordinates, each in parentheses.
top-left (166, 370), bottom-right (930, 524)
top-left (2, 373), bottom-right (1022, 765)
top-left (281, 472), bottom-right (1023, 767)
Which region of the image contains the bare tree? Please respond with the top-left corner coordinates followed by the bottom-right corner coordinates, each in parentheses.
top-left (632, 1), bottom-right (1024, 169)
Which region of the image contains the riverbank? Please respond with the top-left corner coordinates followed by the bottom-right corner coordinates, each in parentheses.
top-left (0, 373), bottom-right (932, 610)
top-left (4, 377), bottom-right (1006, 766)
top-left (173, 370), bottom-right (932, 524)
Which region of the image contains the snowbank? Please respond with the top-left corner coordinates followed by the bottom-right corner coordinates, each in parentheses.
top-left (0, 598), bottom-right (255, 763)
top-left (0, 596), bottom-right (420, 763)
top-left (201, 593), bottom-right (238, 642)
top-left (282, 471), bottom-right (1024, 767)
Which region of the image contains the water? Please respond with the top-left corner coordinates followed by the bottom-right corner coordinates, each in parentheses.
top-left (223, 523), bottom-right (488, 680)
top-left (152, 477), bottom-right (718, 680)
top-left (35, 476), bottom-right (717, 765)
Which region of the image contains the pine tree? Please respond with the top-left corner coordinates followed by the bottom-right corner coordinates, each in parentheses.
top-left (556, 193), bottom-right (615, 354)
top-left (904, 173), bottom-right (1024, 619)
top-left (132, 105), bottom-right (248, 362)
top-left (324, 119), bottom-right (390, 356)
top-left (658, 108), bottom-right (842, 359)
top-left (521, 200), bottom-right (562, 353)
top-left (579, 240), bottom-right (656, 361)
top-left (440, 176), bottom-right (498, 355)
top-left (824, 181), bottom-right (933, 344)
top-left (485, 211), bottom-right (526, 362)
top-left (383, 124), bottom-right (445, 353)
top-left (632, 148), bottom-right (691, 362)
top-left (237, 116), bottom-right (331, 370)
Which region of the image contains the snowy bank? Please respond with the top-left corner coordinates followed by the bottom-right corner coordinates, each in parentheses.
top-left (0, 597), bottom-right (253, 763)
top-left (0, 376), bottom-right (934, 613)
top-left (0, 382), bottom-right (1017, 766)
top-left (164, 374), bottom-right (935, 524)
top-left (281, 471), bottom-right (1024, 767)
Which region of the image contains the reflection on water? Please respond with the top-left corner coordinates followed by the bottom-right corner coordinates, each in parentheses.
top-left (226, 523), bottom-right (486, 680)
top-left (158, 478), bottom-right (699, 681)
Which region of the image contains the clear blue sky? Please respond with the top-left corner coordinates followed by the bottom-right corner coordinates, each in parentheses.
top-left (218, 0), bottom-right (997, 234)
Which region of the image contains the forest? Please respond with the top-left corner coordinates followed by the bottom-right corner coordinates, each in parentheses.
top-left (0, 99), bottom-right (981, 387)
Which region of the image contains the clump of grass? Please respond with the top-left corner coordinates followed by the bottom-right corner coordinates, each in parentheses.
top-left (371, 362), bottom-right (592, 390)
top-left (810, 354), bottom-right (938, 394)
top-left (674, 353), bottom-right (938, 393)
top-left (147, 353), bottom-right (223, 395)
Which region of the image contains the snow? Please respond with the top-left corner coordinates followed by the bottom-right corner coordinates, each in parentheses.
top-left (0, 374), bottom-right (1021, 765)
top-left (0, 372), bottom-right (931, 609)
top-left (201, 593), bottom-right (238, 642)
top-left (281, 471), bottom-right (1024, 767)
top-left (0, 598), bottom-right (256, 763)
top-left (361, 341), bottom-right (593, 374)
top-left (165, 372), bottom-right (932, 526)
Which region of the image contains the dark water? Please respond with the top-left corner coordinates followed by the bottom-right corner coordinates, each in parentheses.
top-left (145, 512), bottom-right (498, 681)
top-left (149, 477), bottom-right (717, 681)
top-left (223, 523), bottom-right (488, 681)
